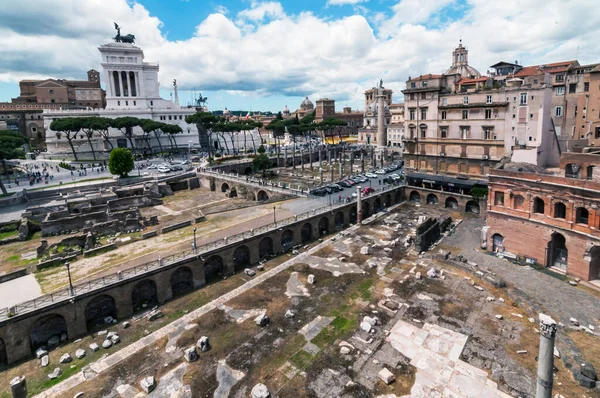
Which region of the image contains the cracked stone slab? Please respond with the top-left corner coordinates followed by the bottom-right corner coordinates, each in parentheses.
top-left (298, 316), bottom-right (335, 342)
top-left (214, 360), bottom-right (245, 398)
top-left (149, 363), bottom-right (191, 398)
top-left (285, 272), bottom-right (310, 297)
top-left (220, 305), bottom-right (266, 324)
top-left (304, 255), bottom-right (363, 275)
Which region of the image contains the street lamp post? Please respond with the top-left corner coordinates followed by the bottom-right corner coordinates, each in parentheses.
top-left (273, 206), bottom-right (276, 225)
top-left (193, 227), bottom-right (197, 253)
top-left (65, 261), bottom-right (74, 296)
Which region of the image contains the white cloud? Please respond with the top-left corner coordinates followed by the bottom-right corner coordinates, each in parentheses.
top-left (327, 0), bottom-right (368, 6)
top-left (214, 5), bottom-right (229, 14)
top-left (0, 0), bottom-right (599, 110)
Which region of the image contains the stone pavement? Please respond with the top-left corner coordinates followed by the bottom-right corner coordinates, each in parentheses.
top-left (443, 217), bottom-right (600, 329)
top-left (0, 274), bottom-right (42, 307)
top-left (387, 320), bottom-right (512, 398)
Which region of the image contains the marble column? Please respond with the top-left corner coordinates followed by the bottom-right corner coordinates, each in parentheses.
top-left (284, 147), bottom-right (288, 168)
top-left (118, 71), bottom-right (124, 99)
top-left (361, 150), bottom-right (365, 173)
top-left (357, 186), bottom-right (363, 223)
top-left (536, 313), bottom-right (557, 398)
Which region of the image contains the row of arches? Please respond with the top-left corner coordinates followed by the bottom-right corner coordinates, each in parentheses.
top-left (408, 191), bottom-right (480, 214)
top-left (221, 182), bottom-right (269, 202)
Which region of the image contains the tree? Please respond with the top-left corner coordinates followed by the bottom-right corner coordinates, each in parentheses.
top-left (50, 118), bottom-right (83, 161)
top-left (108, 148), bottom-right (134, 178)
top-left (0, 130), bottom-right (27, 194)
top-left (257, 145), bottom-right (266, 154)
top-left (87, 117), bottom-right (113, 150)
top-left (112, 117), bottom-right (141, 150)
top-left (140, 119), bottom-right (166, 155)
top-left (186, 112), bottom-right (221, 158)
top-left (300, 111), bottom-right (315, 125)
top-left (79, 117), bottom-right (98, 160)
top-left (252, 153), bottom-right (271, 177)
top-left (275, 111), bottom-right (283, 120)
top-left (162, 124), bottom-right (183, 152)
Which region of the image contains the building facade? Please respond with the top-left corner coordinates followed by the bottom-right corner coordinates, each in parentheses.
top-left (573, 64), bottom-right (600, 145)
top-left (358, 86), bottom-right (391, 147)
top-left (388, 103), bottom-right (405, 148)
top-left (486, 154), bottom-right (600, 282)
top-left (44, 42), bottom-right (198, 156)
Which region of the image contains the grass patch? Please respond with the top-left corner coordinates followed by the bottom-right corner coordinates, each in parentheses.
top-left (0, 192), bottom-right (15, 198)
top-left (312, 316), bottom-right (357, 349)
top-left (0, 230), bottom-right (18, 240)
top-left (289, 350), bottom-right (314, 369)
top-left (350, 278), bottom-right (373, 301)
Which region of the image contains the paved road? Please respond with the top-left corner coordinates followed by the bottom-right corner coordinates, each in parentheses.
top-left (0, 274), bottom-right (42, 308)
top-left (443, 217), bottom-right (600, 328)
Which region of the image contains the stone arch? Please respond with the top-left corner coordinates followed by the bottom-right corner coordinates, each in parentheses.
top-left (349, 206), bottom-right (357, 224)
top-left (301, 223), bottom-right (312, 244)
top-left (466, 200), bottom-right (480, 214)
top-left (30, 314), bottom-right (68, 350)
top-left (533, 197), bottom-right (545, 214)
top-left (85, 295), bottom-right (117, 329)
top-left (445, 197), bottom-right (458, 209)
top-left (281, 229), bottom-right (294, 250)
top-left (257, 190), bottom-right (269, 201)
top-left (221, 182), bottom-right (230, 192)
top-left (131, 279), bottom-right (158, 312)
top-left (204, 255), bottom-right (224, 281)
top-left (491, 233), bottom-right (504, 253)
top-left (171, 266), bottom-right (194, 297)
top-left (576, 207), bottom-right (589, 225)
top-left (385, 194), bottom-right (392, 207)
top-left (589, 246), bottom-right (600, 281)
top-left (335, 211), bottom-right (345, 229)
top-left (409, 190), bottom-right (421, 202)
top-left (0, 338), bottom-right (6, 365)
top-left (391, 151), bottom-right (401, 161)
top-left (547, 232), bottom-right (567, 271)
top-left (318, 217), bottom-right (329, 236)
top-left (244, 167), bottom-right (253, 175)
top-left (426, 193), bottom-right (439, 205)
top-left (362, 201), bottom-right (371, 219)
top-left (233, 245), bottom-right (251, 272)
top-left (374, 197), bottom-right (382, 212)
top-left (229, 187), bottom-right (238, 198)
top-left (259, 237), bottom-right (274, 258)
top-left (554, 202), bottom-right (566, 219)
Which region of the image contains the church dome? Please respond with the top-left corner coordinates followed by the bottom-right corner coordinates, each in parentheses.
top-left (300, 97), bottom-right (314, 110)
top-left (445, 64), bottom-right (481, 78)
top-left (283, 105), bottom-right (290, 114)
top-left (223, 107), bottom-right (231, 116)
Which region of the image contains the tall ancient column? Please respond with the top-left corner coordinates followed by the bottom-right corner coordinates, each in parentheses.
top-left (536, 313), bottom-right (557, 398)
top-left (376, 86), bottom-right (386, 149)
top-left (356, 186), bottom-right (362, 223)
top-left (361, 150), bottom-right (365, 172)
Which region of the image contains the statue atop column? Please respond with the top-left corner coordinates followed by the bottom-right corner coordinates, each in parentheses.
top-left (379, 79), bottom-right (384, 88)
top-left (113, 22), bottom-right (136, 44)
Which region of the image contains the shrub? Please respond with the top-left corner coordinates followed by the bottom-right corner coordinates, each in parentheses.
top-left (214, 153), bottom-right (222, 158)
top-left (108, 148), bottom-right (134, 178)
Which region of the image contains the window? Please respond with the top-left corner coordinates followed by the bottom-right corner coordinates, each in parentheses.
top-left (463, 96), bottom-right (469, 105)
top-left (50, 99), bottom-right (55, 103)
top-left (486, 95), bottom-right (492, 104)
top-left (168, 115), bottom-right (172, 120)
top-left (411, 82), bottom-right (416, 88)
top-left (555, 74), bottom-right (564, 82)
top-left (554, 202), bottom-right (566, 219)
top-left (440, 127), bottom-right (447, 138)
top-left (421, 108), bottom-right (427, 120)
top-left (485, 109), bottom-right (492, 119)
top-left (462, 110), bottom-right (468, 120)
top-left (409, 109), bottom-right (415, 120)
top-left (484, 128), bottom-right (492, 140)
top-left (421, 92), bottom-right (426, 99)
top-left (584, 82), bottom-right (589, 92)
top-left (441, 98), bottom-right (447, 106)
top-left (513, 195), bottom-right (525, 210)
top-left (533, 197), bottom-right (545, 214)
top-left (49, 89), bottom-right (54, 95)
top-left (520, 93), bottom-right (527, 105)
top-left (461, 127), bottom-right (469, 139)
top-left (125, 101), bottom-right (128, 106)
top-left (133, 101), bottom-right (136, 106)
top-left (150, 101), bottom-right (154, 106)
top-left (494, 192), bottom-right (504, 206)
top-left (576, 207), bottom-right (589, 225)
top-left (555, 86), bottom-right (565, 96)
top-left (117, 101), bottom-right (120, 106)
top-left (554, 106), bottom-right (563, 117)
top-left (420, 126), bottom-right (426, 138)
top-left (410, 93), bottom-right (415, 100)
top-left (587, 166), bottom-right (595, 180)
top-left (422, 81), bottom-right (428, 87)
top-left (179, 115), bottom-right (183, 120)
top-left (569, 83), bottom-right (577, 94)
top-left (441, 111), bottom-right (447, 120)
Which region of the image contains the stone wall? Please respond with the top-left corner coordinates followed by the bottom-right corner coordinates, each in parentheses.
top-left (415, 217), bottom-right (441, 252)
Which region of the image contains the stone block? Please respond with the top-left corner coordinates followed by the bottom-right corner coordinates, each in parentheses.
top-left (140, 376), bottom-right (156, 393)
top-left (378, 368), bottom-right (395, 384)
top-left (48, 368), bottom-right (62, 380)
top-left (251, 383), bottom-right (270, 398)
top-left (40, 355), bottom-right (49, 367)
top-left (59, 353), bottom-right (72, 364)
top-left (35, 348), bottom-right (48, 359)
top-left (75, 349), bottom-right (86, 359)
top-left (89, 343), bottom-right (99, 352)
top-left (184, 346), bottom-right (198, 362)
top-left (197, 336), bottom-right (210, 352)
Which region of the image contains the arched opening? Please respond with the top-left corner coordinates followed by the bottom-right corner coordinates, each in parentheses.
top-left (204, 255), bottom-right (224, 281)
top-left (385, 194), bottom-right (392, 207)
top-left (491, 233), bottom-right (504, 253)
top-left (349, 206), bottom-right (357, 224)
top-left (547, 233), bottom-right (568, 271)
top-left (257, 190), bottom-right (269, 201)
top-left (409, 191), bottom-right (421, 203)
top-left (565, 163), bottom-right (580, 178)
top-left (281, 229), bottom-right (294, 251)
top-left (0, 338), bottom-right (6, 365)
top-left (362, 201), bottom-right (371, 219)
top-left (171, 266), bottom-right (194, 297)
top-left (244, 167), bottom-right (253, 175)
top-left (301, 223), bottom-right (312, 244)
top-left (513, 195), bottom-right (525, 210)
top-left (466, 200), bottom-right (480, 214)
top-left (221, 183), bottom-right (230, 193)
top-left (587, 165), bottom-right (595, 180)
top-left (426, 194), bottom-right (438, 205)
top-left (533, 197), bottom-right (545, 214)
top-left (576, 207), bottom-right (589, 225)
top-left (229, 187), bottom-right (238, 198)
top-left (335, 211), bottom-right (345, 229)
top-left (318, 217), bottom-right (329, 236)
top-left (590, 246), bottom-right (600, 281)
top-left (445, 197), bottom-right (458, 210)
top-left (30, 314), bottom-right (67, 350)
top-left (374, 198), bottom-right (382, 212)
top-left (85, 295), bottom-right (117, 330)
top-left (554, 202), bottom-right (566, 219)
top-left (259, 237), bottom-right (273, 259)
top-left (131, 280), bottom-right (158, 312)
top-left (233, 246), bottom-right (250, 272)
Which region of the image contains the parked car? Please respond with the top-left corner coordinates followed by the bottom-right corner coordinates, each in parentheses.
top-left (375, 169), bottom-right (386, 174)
top-left (365, 172), bottom-right (377, 178)
top-left (344, 179), bottom-right (356, 186)
top-left (170, 166), bottom-right (183, 171)
top-left (181, 160), bottom-right (191, 165)
top-left (362, 187), bottom-right (375, 195)
top-left (357, 176), bottom-right (368, 183)
top-left (311, 189), bottom-right (326, 196)
top-left (244, 268), bottom-right (256, 276)
top-left (158, 166), bottom-right (171, 173)
top-left (390, 173), bottom-right (401, 181)
top-left (330, 184), bottom-right (343, 192)
top-left (339, 180), bottom-right (352, 188)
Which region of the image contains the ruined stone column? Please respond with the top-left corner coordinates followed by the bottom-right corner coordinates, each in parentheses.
top-left (330, 164), bottom-right (334, 182)
top-left (301, 149), bottom-right (304, 170)
top-left (356, 186), bottom-right (363, 223)
top-left (371, 148), bottom-right (375, 170)
top-left (328, 149), bottom-right (331, 166)
top-left (284, 147), bottom-right (288, 169)
top-left (536, 313), bottom-right (557, 398)
top-left (319, 149), bottom-right (323, 166)
top-left (320, 168), bottom-right (324, 184)
top-left (361, 150), bottom-right (365, 172)
top-left (350, 151), bottom-right (354, 174)
top-left (10, 376), bottom-right (27, 398)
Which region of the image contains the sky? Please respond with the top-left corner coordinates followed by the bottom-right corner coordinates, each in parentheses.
top-left (0, 0), bottom-right (597, 112)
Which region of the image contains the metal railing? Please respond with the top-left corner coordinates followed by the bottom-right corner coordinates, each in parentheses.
top-left (199, 169), bottom-right (308, 197)
top-left (0, 184), bottom-right (403, 322)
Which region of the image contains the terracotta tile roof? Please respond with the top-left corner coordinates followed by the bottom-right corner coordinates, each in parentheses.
top-left (458, 77), bottom-right (488, 84)
top-left (514, 60), bottom-right (576, 77)
top-left (543, 60), bottom-right (575, 68)
top-left (514, 66), bottom-right (542, 77)
top-left (408, 74), bottom-right (442, 82)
